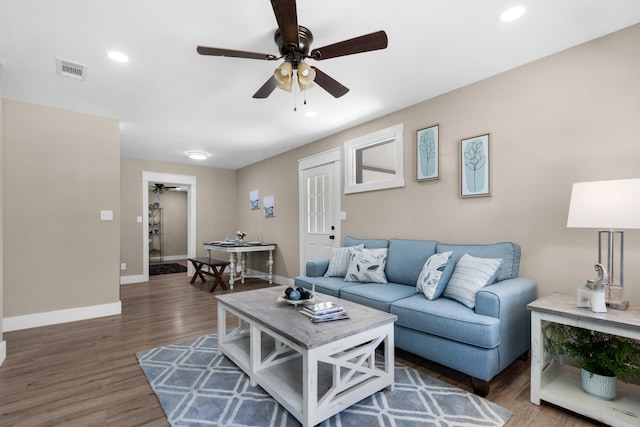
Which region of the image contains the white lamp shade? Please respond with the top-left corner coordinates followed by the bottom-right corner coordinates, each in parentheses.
top-left (567, 178), bottom-right (640, 229)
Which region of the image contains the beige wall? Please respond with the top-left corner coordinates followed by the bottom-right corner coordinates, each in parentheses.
top-left (236, 154), bottom-right (301, 278)
top-left (120, 158), bottom-right (237, 276)
top-left (237, 24), bottom-right (640, 302)
top-left (3, 100), bottom-right (120, 317)
top-left (148, 189), bottom-right (187, 258)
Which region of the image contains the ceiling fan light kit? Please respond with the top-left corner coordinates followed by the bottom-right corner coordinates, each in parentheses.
top-left (274, 61), bottom-right (294, 91)
top-left (197, 0), bottom-right (388, 100)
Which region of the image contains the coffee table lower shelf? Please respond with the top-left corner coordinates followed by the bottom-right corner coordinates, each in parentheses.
top-left (217, 304), bottom-right (395, 427)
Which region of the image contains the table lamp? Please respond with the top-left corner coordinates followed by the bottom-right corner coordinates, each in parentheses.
top-left (567, 178), bottom-right (640, 310)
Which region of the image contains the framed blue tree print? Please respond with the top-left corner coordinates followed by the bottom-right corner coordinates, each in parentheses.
top-left (460, 134), bottom-right (491, 197)
top-left (417, 124), bottom-right (439, 181)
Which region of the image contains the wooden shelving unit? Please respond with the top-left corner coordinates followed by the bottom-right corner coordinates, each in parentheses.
top-left (148, 207), bottom-right (163, 261)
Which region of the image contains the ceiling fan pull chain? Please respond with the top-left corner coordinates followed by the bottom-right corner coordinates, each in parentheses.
top-left (293, 76), bottom-right (298, 111)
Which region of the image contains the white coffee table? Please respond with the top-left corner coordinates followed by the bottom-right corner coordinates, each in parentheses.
top-left (216, 286), bottom-right (397, 427)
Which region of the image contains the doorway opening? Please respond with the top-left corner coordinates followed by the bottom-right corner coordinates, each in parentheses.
top-left (141, 171), bottom-right (197, 281)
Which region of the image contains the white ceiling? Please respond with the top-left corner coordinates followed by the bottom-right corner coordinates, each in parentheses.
top-left (1, 1), bottom-right (639, 169)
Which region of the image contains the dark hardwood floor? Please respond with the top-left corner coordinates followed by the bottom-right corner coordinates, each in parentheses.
top-left (0, 266), bottom-right (604, 426)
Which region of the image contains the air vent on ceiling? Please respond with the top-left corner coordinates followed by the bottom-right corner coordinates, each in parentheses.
top-left (56, 58), bottom-right (87, 80)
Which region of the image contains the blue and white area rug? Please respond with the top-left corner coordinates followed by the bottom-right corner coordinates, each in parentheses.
top-left (137, 334), bottom-right (511, 427)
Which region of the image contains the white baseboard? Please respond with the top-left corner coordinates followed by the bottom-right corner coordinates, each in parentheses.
top-left (274, 274), bottom-right (294, 287)
top-left (245, 269), bottom-right (293, 287)
top-left (3, 301), bottom-right (122, 332)
top-left (120, 274), bottom-right (146, 285)
top-left (0, 341), bottom-right (5, 366)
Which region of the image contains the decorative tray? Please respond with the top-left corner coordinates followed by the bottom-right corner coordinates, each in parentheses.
top-left (277, 291), bottom-right (316, 306)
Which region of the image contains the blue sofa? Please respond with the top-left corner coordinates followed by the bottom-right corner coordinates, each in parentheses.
top-left (295, 236), bottom-right (537, 396)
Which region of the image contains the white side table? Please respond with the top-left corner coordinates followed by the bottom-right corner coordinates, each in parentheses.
top-left (203, 243), bottom-right (276, 288)
top-left (528, 293), bottom-right (640, 427)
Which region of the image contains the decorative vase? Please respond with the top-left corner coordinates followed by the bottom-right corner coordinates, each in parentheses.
top-left (235, 238), bottom-right (243, 244)
top-left (581, 368), bottom-right (617, 400)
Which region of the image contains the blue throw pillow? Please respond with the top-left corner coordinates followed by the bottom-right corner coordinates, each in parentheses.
top-left (416, 251), bottom-right (454, 300)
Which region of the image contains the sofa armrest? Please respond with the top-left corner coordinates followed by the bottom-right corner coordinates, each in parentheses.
top-left (476, 277), bottom-right (538, 372)
top-left (475, 277), bottom-right (537, 318)
top-left (306, 259), bottom-right (330, 277)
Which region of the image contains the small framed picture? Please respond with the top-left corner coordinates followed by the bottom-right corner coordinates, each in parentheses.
top-left (417, 124), bottom-right (439, 181)
top-left (460, 134), bottom-right (491, 198)
top-left (249, 189), bottom-right (260, 210)
top-left (263, 195), bottom-right (275, 217)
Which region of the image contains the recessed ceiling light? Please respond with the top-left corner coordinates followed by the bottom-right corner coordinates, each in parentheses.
top-left (305, 111), bottom-right (317, 117)
top-left (108, 51), bottom-right (129, 63)
top-left (186, 151), bottom-right (209, 160)
top-left (499, 6), bottom-right (525, 22)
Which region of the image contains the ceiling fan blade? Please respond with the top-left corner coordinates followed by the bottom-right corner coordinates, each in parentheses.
top-left (311, 67), bottom-right (349, 98)
top-left (197, 46), bottom-right (277, 61)
top-left (310, 30), bottom-right (388, 60)
top-left (253, 76), bottom-right (278, 99)
top-left (270, 0), bottom-right (299, 47)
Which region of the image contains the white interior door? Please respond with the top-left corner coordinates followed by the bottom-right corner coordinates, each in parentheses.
top-left (298, 149), bottom-right (341, 275)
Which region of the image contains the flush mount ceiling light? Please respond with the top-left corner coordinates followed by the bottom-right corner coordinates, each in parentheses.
top-left (499, 6), bottom-right (525, 22)
top-left (186, 151), bottom-right (209, 160)
top-left (108, 51), bottom-right (129, 62)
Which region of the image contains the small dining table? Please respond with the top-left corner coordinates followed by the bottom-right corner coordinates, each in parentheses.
top-left (203, 241), bottom-right (276, 288)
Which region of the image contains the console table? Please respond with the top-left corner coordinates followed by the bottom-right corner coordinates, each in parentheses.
top-left (203, 242), bottom-right (276, 288)
top-left (528, 293), bottom-right (640, 426)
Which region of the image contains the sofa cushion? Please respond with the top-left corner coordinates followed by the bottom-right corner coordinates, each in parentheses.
top-left (443, 254), bottom-right (502, 309)
top-left (294, 276), bottom-right (359, 298)
top-left (344, 236), bottom-right (390, 249)
top-left (385, 239), bottom-right (438, 286)
top-left (416, 251), bottom-right (454, 300)
top-left (325, 244), bottom-right (364, 277)
top-left (340, 283), bottom-right (417, 312)
top-left (391, 295), bottom-right (501, 349)
top-left (345, 247), bottom-right (388, 283)
top-left (436, 242), bottom-right (521, 282)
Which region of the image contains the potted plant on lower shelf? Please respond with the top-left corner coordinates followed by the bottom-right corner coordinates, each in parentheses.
top-left (544, 324), bottom-right (640, 400)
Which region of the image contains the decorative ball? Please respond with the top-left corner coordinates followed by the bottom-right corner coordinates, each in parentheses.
top-left (288, 290), bottom-right (301, 301)
top-left (284, 287), bottom-right (293, 296)
top-left (301, 290), bottom-right (311, 300)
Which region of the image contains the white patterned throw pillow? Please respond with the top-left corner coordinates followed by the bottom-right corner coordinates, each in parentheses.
top-left (416, 251), bottom-right (454, 300)
top-left (325, 244), bottom-right (364, 277)
top-left (443, 254), bottom-right (503, 309)
top-left (344, 247), bottom-right (388, 283)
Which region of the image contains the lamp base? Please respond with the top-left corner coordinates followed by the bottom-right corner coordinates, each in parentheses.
top-left (608, 300), bottom-right (629, 310)
top-left (605, 285), bottom-right (629, 310)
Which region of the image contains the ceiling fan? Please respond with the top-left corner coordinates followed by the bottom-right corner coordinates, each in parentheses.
top-left (152, 183), bottom-right (177, 194)
top-left (197, 0), bottom-right (388, 99)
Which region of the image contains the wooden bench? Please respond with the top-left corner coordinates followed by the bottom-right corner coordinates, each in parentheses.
top-left (187, 257), bottom-right (231, 292)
